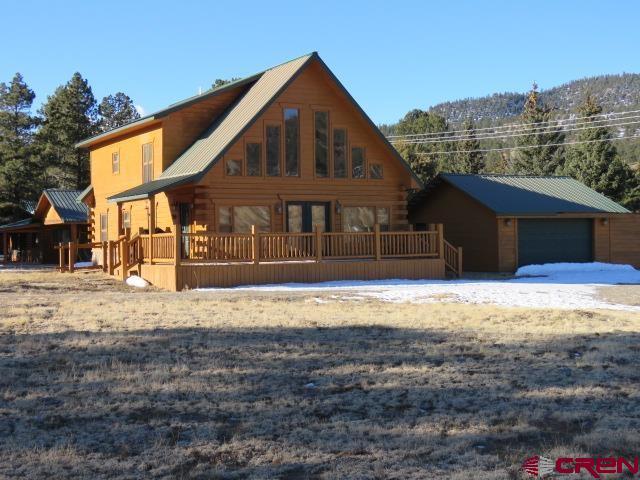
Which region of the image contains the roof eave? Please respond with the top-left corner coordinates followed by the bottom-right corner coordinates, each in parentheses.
top-left (75, 116), bottom-right (158, 149)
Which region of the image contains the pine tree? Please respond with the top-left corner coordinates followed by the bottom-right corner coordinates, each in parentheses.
top-left (0, 73), bottom-right (40, 205)
top-left (564, 94), bottom-right (633, 203)
top-left (98, 92), bottom-right (140, 131)
top-left (393, 109), bottom-right (452, 183)
top-left (452, 119), bottom-right (485, 173)
top-left (37, 73), bottom-right (98, 189)
top-left (512, 83), bottom-right (565, 175)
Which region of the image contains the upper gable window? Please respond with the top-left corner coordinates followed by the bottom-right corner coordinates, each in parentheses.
top-left (352, 146), bottom-right (366, 179)
top-left (112, 152), bottom-right (120, 174)
top-left (226, 158), bottom-right (242, 176)
top-left (314, 111), bottom-right (329, 177)
top-left (369, 163), bottom-right (383, 180)
top-left (284, 108), bottom-right (299, 176)
top-left (266, 125), bottom-right (281, 177)
top-left (333, 128), bottom-right (347, 178)
top-left (246, 142), bottom-right (262, 176)
top-left (142, 143), bottom-right (153, 183)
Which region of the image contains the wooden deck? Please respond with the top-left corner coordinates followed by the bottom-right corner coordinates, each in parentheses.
top-left (57, 224), bottom-right (461, 291)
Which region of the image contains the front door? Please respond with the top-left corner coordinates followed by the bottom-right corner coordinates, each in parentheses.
top-left (286, 202), bottom-right (331, 232)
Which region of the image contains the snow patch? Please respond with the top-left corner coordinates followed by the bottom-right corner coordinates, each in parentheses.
top-left (126, 275), bottom-right (149, 288)
top-left (74, 261), bottom-right (94, 268)
top-left (196, 263), bottom-right (640, 312)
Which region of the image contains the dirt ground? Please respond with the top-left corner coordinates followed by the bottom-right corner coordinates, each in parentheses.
top-left (1, 268), bottom-right (640, 479)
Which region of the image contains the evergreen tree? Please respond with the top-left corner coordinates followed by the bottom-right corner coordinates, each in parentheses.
top-left (564, 94), bottom-right (634, 203)
top-left (98, 92), bottom-right (140, 131)
top-left (452, 119), bottom-right (485, 173)
top-left (37, 73), bottom-right (98, 189)
top-left (393, 109), bottom-right (452, 183)
top-left (0, 73), bottom-right (40, 205)
top-left (512, 83), bottom-right (565, 175)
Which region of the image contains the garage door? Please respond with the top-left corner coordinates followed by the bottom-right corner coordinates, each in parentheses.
top-left (517, 219), bottom-right (593, 267)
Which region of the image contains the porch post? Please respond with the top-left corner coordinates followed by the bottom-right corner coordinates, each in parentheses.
top-left (58, 242), bottom-right (64, 272)
top-left (2, 232), bottom-right (7, 264)
top-left (374, 224), bottom-right (381, 261)
top-left (121, 236), bottom-right (129, 281)
top-left (108, 241), bottom-right (115, 275)
top-left (315, 225), bottom-right (322, 262)
top-left (68, 241), bottom-right (75, 273)
top-left (102, 241), bottom-right (108, 272)
top-left (437, 224), bottom-right (444, 259)
top-left (173, 224), bottom-right (181, 266)
top-left (251, 225), bottom-right (259, 264)
top-left (457, 247), bottom-right (463, 277)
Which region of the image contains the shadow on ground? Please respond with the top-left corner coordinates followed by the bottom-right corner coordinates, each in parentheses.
top-left (1, 323), bottom-right (640, 479)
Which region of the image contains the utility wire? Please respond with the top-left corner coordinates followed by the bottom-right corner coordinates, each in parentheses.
top-left (391, 119), bottom-right (640, 145)
top-left (386, 108), bottom-right (640, 139)
top-left (409, 133), bottom-right (640, 156)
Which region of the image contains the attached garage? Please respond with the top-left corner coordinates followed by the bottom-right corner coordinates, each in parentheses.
top-left (409, 174), bottom-right (639, 272)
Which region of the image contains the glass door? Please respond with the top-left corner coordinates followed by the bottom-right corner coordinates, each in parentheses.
top-left (286, 202), bottom-right (330, 233)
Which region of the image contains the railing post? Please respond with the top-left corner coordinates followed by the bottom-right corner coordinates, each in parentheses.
top-left (149, 231), bottom-right (154, 265)
top-left (251, 225), bottom-right (259, 264)
top-left (121, 237), bottom-right (129, 280)
top-left (457, 246), bottom-right (463, 277)
top-left (315, 225), bottom-right (322, 262)
top-left (68, 241), bottom-right (75, 273)
top-left (108, 240), bottom-right (115, 275)
top-left (102, 241), bottom-right (108, 272)
top-left (437, 224), bottom-right (444, 259)
top-left (374, 224), bottom-right (381, 260)
top-left (174, 225), bottom-right (181, 266)
top-left (2, 232), bottom-right (7, 265)
top-left (58, 242), bottom-right (65, 272)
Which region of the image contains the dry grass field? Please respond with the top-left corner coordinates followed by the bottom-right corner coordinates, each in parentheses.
top-left (1, 268), bottom-right (640, 479)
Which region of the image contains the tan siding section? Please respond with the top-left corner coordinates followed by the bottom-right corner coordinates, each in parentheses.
top-left (497, 218), bottom-right (517, 272)
top-left (610, 214), bottom-right (640, 267)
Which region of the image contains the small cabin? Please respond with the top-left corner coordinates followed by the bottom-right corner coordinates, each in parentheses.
top-left (0, 189), bottom-right (89, 264)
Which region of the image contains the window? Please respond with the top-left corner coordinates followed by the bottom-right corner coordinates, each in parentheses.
top-left (100, 213), bottom-right (108, 242)
top-left (333, 128), bottom-right (347, 178)
top-left (284, 108), bottom-right (299, 176)
top-left (246, 142), bottom-right (262, 176)
top-left (342, 206), bottom-right (375, 232)
top-left (142, 143), bottom-right (153, 183)
top-left (266, 125), bottom-right (281, 176)
top-left (370, 163), bottom-right (383, 179)
top-left (112, 152), bottom-right (120, 174)
top-left (377, 207), bottom-right (390, 231)
top-left (218, 206), bottom-right (232, 233)
top-left (314, 111), bottom-right (329, 177)
top-left (352, 147), bottom-right (365, 179)
top-left (122, 210), bottom-right (131, 230)
top-left (226, 158), bottom-right (242, 176)
top-left (218, 206), bottom-right (271, 233)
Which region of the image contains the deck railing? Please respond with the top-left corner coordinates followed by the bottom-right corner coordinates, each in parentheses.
top-left (59, 223), bottom-right (464, 278)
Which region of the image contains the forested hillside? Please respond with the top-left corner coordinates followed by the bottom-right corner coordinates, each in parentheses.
top-left (430, 73), bottom-right (640, 126)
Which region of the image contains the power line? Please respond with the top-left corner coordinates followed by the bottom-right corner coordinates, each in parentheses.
top-left (410, 133), bottom-right (640, 156)
top-left (391, 119), bottom-right (640, 145)
top-left (386, 108), bottom-right (640, 139)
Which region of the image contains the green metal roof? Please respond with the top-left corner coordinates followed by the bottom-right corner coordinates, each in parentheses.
top-left (106, 175), bottom-right (195, 203)
top-left (41, 189), bottom-right (90, 222)
top-left (439, 174), bottom-right (629, 215)
top-left (104, 52), bottom-right (423, 202)
top-left (0, 217), bottom-right (40, 231)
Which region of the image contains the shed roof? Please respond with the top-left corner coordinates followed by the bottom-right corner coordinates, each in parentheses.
top-left (36, 189), bottom-right (89, 222)
top-left (0, 217), bottom-right (41, 231)
top-left (437, 174), bottom-right (629, 215)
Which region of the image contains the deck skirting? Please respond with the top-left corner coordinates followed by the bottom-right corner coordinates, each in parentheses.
top-left (139, 258), bottom-right (445, 291)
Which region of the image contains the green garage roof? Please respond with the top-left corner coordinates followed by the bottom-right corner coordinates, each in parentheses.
top-left (439, 174), bottom-right (630, 215)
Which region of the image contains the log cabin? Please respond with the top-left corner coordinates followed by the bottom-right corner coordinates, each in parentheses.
top-left (75, 52), bottom-right (461, 290)
top-left (0, 189), bottom-right (89, 264)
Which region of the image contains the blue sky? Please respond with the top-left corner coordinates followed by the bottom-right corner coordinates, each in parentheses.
top-left (2, 0), bottom-right (639, 124)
